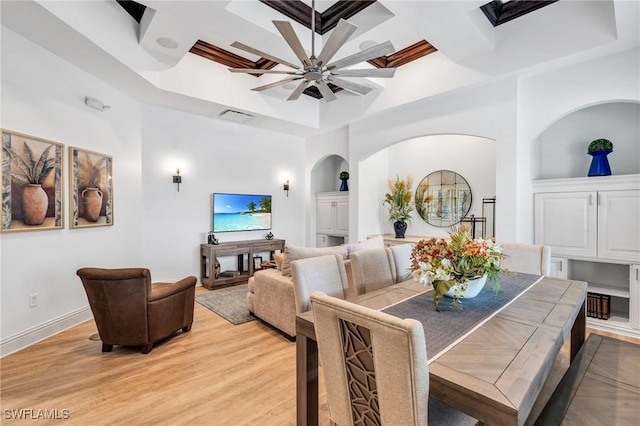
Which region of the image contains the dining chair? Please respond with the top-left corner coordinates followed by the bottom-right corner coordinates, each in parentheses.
top-left (350, 248), bottom-right (395, 296)
top-left (77, 267), bottom-right (196, 354)
top-left (387, 243), bottom-right (414, 283)
top-left (291, 254), bottom-right (349, 314)
top-left (310, 292), bottom-right (478, 426)
top-left (499, 242), bottom-right (552, 275)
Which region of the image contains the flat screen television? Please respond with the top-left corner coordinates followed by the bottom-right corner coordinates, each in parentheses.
top-left (212, 193), bottom-right (272, 232)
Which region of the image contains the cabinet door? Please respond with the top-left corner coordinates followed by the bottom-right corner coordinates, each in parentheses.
top-left (316, 199), bottom-right (335, 234)
top-left (549, 257), bottom-right (568, 279)
top-left (334, 198), bottom-right (349, 236)
top-left (598, 190), bottom-right (640, 263)
top-left (631, 265), bottom-right (640, 330)
top-left (535, 192), bottom-right (597, 258)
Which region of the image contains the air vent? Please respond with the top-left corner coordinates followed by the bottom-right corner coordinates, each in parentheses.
top-left (218, 109), bottom-right (253, 123)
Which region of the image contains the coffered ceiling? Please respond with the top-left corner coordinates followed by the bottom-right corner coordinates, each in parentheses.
top-left (1, 0), bottom-right (638, 136)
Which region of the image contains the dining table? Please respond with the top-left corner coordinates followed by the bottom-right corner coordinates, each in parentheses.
top-left (295, 273), bottom-right (587, 426)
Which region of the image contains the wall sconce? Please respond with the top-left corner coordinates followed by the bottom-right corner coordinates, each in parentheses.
top-left (173, 168), bottom-right (182, 192)
top-left (283, 179), bottom-right (290, 197)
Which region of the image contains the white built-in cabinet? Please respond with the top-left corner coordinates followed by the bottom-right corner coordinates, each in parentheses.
top-left (533, 174), bottom-right (640, 338)
top-left (316, 192), bottom-right (349, 247)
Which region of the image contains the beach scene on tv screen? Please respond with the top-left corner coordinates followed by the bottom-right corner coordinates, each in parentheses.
top-left (213, 193), bottom-right (272, 232)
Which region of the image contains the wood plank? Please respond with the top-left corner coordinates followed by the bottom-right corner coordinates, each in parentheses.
top-left (495, 327), bottom-right (566, 426)
top-left (0, 286), bottom-right (330, 426)
top-left (534, 334), bottom-right (640, 425)
top-left (429, 362), bottom-right (517, 426)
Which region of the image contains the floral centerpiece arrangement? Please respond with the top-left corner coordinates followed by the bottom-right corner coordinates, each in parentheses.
top-left (410, 226), bottom-right (507, 311)
top-left (384, 174), bottom-right (413, 238)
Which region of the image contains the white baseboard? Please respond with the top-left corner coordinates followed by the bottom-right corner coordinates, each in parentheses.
top-left (0, 306), bottom-right (93, 357)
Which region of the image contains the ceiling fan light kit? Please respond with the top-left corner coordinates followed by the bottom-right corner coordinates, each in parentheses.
top-left (228, 0), bottom-right (396, 101)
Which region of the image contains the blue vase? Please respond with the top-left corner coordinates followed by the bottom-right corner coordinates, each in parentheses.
top-left (588, 150), bottom-right (612, 176)
top-left (393, 221), bottom-right (407, 239)
top-left (339, 178), bottom-right (348, 191)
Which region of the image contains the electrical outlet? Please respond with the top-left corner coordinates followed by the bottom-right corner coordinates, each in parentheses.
top-left (29, 293), bottom-right (38, 308)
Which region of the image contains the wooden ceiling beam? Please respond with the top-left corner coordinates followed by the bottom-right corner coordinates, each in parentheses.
top-left (189, 40), bottom-right (277, 75)
top-left (368, 40), bottom-right (437, 69)
top-left (321, 1), bottom-right (377, 33)
top-left (259, 0), bottom-right (375, 34)
top-left (480, 0), bottom-right (558, 27)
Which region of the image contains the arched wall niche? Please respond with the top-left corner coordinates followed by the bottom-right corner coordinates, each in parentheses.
top-left (533, 101), bottom-right (640, 180)
top-left (310, 154), bottom-right (349, 194)
top-left (359, 134), bottom-right (497, 239)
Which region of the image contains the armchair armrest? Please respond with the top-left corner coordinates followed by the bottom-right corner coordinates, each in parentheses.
top-left (148, 276), bottom-right (197, 302)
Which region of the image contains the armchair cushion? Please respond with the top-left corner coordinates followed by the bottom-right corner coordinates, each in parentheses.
top-left (77, 267), bottom-right (196, 354)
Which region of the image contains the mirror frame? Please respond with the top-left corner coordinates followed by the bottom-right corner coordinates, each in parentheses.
top-left (415, 170), bottom-right (472, 227)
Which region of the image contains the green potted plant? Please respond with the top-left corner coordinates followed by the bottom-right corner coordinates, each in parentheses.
top-left (78, 153), bottom-right (106, 222)
top-left (587, 138), bottom-right (613, 176)
top-left (384, 174), bottom-right (413, 238)
top-left (6, 141), bottom-right (55, 225)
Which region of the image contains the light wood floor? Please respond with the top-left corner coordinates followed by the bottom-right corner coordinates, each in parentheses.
top-left (1, 286), bottom-right (638, 426)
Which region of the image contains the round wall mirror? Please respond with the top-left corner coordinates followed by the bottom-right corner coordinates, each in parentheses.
top-left (415, 170), bottom-right (472, 227)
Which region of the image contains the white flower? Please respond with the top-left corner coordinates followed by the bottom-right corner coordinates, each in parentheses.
top-left (441, 258), bottom-right (451, 267)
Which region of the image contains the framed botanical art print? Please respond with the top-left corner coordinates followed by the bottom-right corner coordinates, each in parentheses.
top-left (69, 147), bottom-right (113, 228)
top-left (1, 129), bottom-right (64, 233)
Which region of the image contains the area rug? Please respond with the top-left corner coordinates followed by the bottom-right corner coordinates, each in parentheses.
top-left (195, 284), bottom-right (255, 325)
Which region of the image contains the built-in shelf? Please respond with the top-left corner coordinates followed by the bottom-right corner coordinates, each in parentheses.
top-left (588, 284), bottom-right (630, 299)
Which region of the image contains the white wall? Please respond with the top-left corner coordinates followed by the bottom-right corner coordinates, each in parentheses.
top-left (518, 48), bottom-right (640, 242)
top-left (306, 127), bottom-right (349, 243)
top-left (536, 102), bottom-right (640, 179)
top-left (139, 105), bottom-right (306, 274)
top-left (343, 49), bottom-right (639, 245)
top-left (381, 135), bottom-right (496, 239)
top-left (0, 28), bottom-right (307, 355)
top-left (348, 77), bottom-right (519, 242)
top-left (1, 28), bottom-right (144, 355)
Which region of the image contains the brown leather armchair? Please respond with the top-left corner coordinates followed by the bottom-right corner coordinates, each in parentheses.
top-left (77, 268), bottom-right (197, 354)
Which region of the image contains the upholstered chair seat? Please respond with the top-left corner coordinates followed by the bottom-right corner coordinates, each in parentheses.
top-left (77, 267), bottom-right (196, 354)
top-left (386, 243), bottom-right (414, 283)
top-left (310, 292), bottom-right (477, 425)
top-left (499, 243), bottom-right (551, 275)
top-left (350, 248), bottom-right (395, 295)
top-left (291, 254), bottom-right (349, 314)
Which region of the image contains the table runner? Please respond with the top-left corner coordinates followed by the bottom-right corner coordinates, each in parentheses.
top-left (383, 272), bottom-right (542, 361)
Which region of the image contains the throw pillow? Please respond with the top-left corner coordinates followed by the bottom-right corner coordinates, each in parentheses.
top-left (345, 236), bottom-right (385, 257)
top-left (281, 244), bottom-right (348, 277)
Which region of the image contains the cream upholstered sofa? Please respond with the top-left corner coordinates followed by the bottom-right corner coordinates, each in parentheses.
top-left (246, 237), bottom-right (385, 339)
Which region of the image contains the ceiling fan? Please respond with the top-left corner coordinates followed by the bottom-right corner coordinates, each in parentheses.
top-left (228, 0), bottom-right (396, 101)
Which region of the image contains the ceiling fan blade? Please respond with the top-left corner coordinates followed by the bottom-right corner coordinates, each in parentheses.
top-left (315, 19), bottom-right (358, 67)
top-left (331, 68), bottom-right (396, 78)
top-left (231, 41), bottom-right (300, 70)
top-left (327, 77), bottom-right (373, 95)
top-left (229, 68), bottom-right (298, 75)
top-left (326, 40), bottom-right (395, 71)
top-left (252, 76), bottom-right (303, 92)
top-left (273, 21), bottom-right (312, 68)
top-left (287, 81), bottom-right (309, 101)
top-left (315, 80), bottom-right (337, 102)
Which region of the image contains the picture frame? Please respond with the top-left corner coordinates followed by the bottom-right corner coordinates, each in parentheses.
top-left (1, 129), bottom-right (64, 233)
top-left (253, 256), bottom-right (263, 271)
top-left (69, 147), bottom-right (113, 229)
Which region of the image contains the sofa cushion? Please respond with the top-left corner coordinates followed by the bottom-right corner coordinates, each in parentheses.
top-left (345, 236), bottom-right (385, 257)
top-left (282, 244), bottom-right (348, 277)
